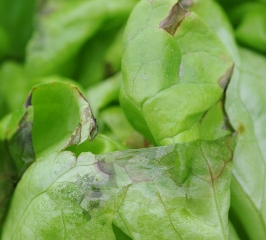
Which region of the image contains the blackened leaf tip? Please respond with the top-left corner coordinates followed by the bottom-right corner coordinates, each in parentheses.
top-left (159, 2), bottom-right (188, 36)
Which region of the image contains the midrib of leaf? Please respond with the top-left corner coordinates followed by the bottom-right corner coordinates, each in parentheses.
top-left (48, 196), bottom-right (66, 240)
top-left (200, 146), bottom-right (228, 240)
top-left (153, 181), bottom-right (183, 239)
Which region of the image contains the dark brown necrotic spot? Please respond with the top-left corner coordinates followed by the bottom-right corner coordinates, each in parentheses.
top-left (159, 2), bottom-right (188, 36)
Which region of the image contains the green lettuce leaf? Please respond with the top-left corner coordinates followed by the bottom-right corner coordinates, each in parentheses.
top-left (26, 0), bottom-right (138, 78)
top-left (85, 73), bottom-right (149, 149)
top-left (0, 0), bottom-right (37, 59)
top-left (120, 0), bottom-right (233, 145)
top-left (229, 2), bottom-right (266, 53)
top-left (29, 82), bottom-right (97, 157)
top-left (85, 73), bottom-right (122, 118)
top-left (2, 135), bottom-right (235, 239)
top-left (75, 25), bottom-right (125, 88)
top-left (184, 2), bottom-right (266, 237)
top-left (100, 106), bottom-right (150, 149)
top-left (0, 62), bottom-right (29, 119)
top-left (226, 47), bottom-right (266, 240)
top-left (0, 82), bottom-right (97, 230)
top-left (66, 133), bottom-right (125, 155)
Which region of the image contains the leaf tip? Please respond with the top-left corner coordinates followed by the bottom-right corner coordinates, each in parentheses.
top-left (159, 2), bottom-right (188, 36)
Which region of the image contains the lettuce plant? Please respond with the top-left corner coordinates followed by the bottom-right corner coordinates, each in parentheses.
top-left (0, 0), bottom-right (266, 239)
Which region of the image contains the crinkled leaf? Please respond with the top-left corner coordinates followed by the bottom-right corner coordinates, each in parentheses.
top-left (226, 47), bottom-right (266, 240)
top-left (120, 0), bottom-right (233, 145)
top-left (2, 135), bottom-right (235, 239)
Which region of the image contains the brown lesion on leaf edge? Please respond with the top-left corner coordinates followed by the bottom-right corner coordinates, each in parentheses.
top-left (159, 2), bottom-right (188, 36)
top-left (218, 63), bottom-right (234, 90)
top-left (25, 92), bottom-right (33, 108)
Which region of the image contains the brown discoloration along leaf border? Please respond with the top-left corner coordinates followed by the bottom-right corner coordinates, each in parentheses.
top-left (159, 3), bottom-right (188, 36)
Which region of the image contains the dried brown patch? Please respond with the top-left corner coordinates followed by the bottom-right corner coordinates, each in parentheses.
top-left (159, 3), bottom-right (188, 36)
top-left (218, 64), bottom-right (234, 90)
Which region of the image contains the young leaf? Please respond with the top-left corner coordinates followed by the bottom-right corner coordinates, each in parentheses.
top-left (2, 135), bottom-right (235, 239)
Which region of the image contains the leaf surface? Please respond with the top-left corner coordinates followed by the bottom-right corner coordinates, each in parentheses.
top-left (226, 48), bottom-right (266, 240)
top-left (120, 0), bottom-right (233, 145)
top-left (2, 136), bottom-right (235, 239)
top-left (26, 0), bottom-right (138, 77)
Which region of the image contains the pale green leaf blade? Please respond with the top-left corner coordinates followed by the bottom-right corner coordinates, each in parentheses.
top-left (2, 136), bottom-right (235, 239)
top-left (226, 48), bottom-right (266, 239)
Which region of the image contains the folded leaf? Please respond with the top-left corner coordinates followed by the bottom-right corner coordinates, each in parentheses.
top-left (120, 0), bottom-right (233, 145)
top-left (29, 82), bottom-right (97, 157)
top-left (2, 135), bottom-right (235, 239)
